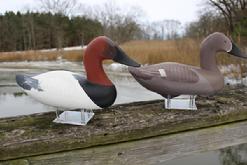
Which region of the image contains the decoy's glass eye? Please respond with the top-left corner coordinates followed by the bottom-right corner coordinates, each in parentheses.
top-left (224, 40), bottom-right (227, 44)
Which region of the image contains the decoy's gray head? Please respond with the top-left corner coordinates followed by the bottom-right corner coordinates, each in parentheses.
top-left (84, 36), bottom-right (140, 67)
top-left (202, 32), bottom-right (247, 58)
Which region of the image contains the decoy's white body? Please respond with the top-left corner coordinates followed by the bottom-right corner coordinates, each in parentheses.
top-left (25, 71), bottom-right (100, 110)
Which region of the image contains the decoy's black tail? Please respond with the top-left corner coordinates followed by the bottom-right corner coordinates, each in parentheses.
top-left (16, 74), bottom-right (42, 91)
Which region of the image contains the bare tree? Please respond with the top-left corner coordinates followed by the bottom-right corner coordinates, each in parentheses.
top-left (38, 0), bottom-right (80, 16)
top-left (82, 1), bottom-right (144, 43)
top-left (208, 0), bottom-right (246, 33)
top-left (162, 20), bottom-right (181, 39)
top-left (185, 10), bottom-right (228, 38)
top-left (144, 20), bottom-right (181, 40)
top-left (141, 23), bottom-right (162, 40)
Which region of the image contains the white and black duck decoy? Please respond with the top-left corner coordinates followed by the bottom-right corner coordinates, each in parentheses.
top-left (128, 32), bottom-right (247, 110)
top-left (16, 36), bottom-right (140, 125)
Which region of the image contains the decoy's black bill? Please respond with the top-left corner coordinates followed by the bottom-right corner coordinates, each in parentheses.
top-left (113, 46), bottom-right (140, 67)
top-left (228, 42), bottom-right (247, 58)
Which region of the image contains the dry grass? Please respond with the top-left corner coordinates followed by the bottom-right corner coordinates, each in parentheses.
top-left (0, 38), bottom-right (246, 68)
top-left (0, 50), bottom-right (57, 62)
top-left (121, 39), bottom-right (247, 71)
top-left (120, 38), bottom-right (201, 66)
top-left (0, 50), bottom-right (83, 62)
top-left (60, 50), bottom-right (83, 61)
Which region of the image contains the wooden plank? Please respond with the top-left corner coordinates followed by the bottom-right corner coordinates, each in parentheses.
top-left (2, 120), bottom-right (247, 165)
top-left (1, 86), bottom-right (247, 160)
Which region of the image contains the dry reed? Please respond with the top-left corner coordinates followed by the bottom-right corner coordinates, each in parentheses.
top-left (120, 38), bottom-right (201, 66)
top-left (0, 50), bottom-right (83, 62)
top-left (0, 38), bottom-right (246, 69)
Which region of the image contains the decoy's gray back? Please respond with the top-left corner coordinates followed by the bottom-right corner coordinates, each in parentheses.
top-left (128, 32), bottom-right (247, 98)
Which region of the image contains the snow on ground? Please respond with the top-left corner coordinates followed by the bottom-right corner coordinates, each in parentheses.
top-left (40, 45), bottom-right (87, 52)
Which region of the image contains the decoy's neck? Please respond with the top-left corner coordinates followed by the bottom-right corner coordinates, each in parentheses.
top-left (200, 39), bottom-right (221, 72)
top-left (83, 51), bottom-right (113, 86)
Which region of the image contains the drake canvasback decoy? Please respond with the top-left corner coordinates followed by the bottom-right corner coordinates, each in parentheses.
top-left (16, 36), bottom-right (140, 125)
top-left (128, 32), bottom-right (247, 106)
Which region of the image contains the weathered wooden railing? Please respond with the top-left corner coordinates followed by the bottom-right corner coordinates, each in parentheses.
top-left (0, 86), bottom-right (247, 163)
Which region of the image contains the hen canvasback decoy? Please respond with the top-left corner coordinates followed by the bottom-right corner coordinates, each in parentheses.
top-left (128, 32), bottom-right (247, 109)
top-left (16, 36), bottom-right (140, 125)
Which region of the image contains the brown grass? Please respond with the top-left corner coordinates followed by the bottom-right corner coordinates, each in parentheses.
top-left (60, 50), bottom-right (83, 61)
top-left (0, 38), bottom-right (246, 68)
top-left (0, 51), bottom-right (56, 62)
top-left (120, 38), bottom-right (201, 66)
top-left (0, 50), bottom-right (83, 62)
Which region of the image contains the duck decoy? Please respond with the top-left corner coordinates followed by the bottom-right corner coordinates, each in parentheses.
top-left (16, 36), bottom-right (140, 125)
top-left (128, 32), bottom-right (247, 110)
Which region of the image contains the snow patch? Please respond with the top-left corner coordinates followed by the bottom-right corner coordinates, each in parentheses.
top-left (107, 63), bottom-right (128, 72)
top-left (39, 45), bottom-right (87, 52)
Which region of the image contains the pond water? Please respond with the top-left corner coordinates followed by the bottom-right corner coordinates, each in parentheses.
top-left (0, 61), bottom-right (247, 164)
top-left (162, 143), bottom-right (247, 165)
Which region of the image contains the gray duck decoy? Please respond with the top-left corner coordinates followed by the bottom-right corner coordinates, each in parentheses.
top-left (128, 32), bottom-right (247, 99)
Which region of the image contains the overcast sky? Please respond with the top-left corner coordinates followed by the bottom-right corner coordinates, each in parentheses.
top-left (0, 0), bottom-right (203, 24)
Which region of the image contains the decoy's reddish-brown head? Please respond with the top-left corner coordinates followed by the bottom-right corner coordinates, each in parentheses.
top-left (84, 36), bottom-right (140, 66)
top-left (83, 36), bottom-right (140, 86)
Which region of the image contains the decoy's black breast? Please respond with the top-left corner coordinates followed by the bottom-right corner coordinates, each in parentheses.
top-left (73, 74), bottom-right (117, 108)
